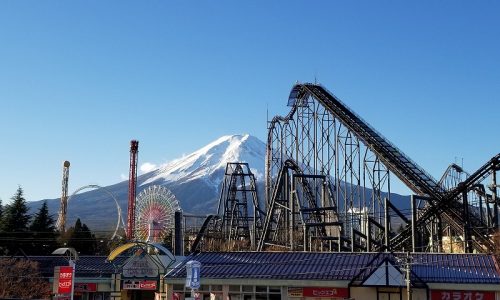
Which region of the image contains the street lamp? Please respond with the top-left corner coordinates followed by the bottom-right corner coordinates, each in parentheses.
top-left (52, 247), bottom-right (79, 300)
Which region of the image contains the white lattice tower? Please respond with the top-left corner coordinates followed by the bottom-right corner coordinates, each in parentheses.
top-left (56, 160), bottom-right (70, 232)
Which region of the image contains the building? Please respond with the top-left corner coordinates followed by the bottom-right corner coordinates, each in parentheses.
top-left (165, 252), bottom-right (500, 300)
top-left (8, 250), bottom-right (500, 300)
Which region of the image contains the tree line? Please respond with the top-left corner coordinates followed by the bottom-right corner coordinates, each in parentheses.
top-left (0, 186), bottom-right (110, 256)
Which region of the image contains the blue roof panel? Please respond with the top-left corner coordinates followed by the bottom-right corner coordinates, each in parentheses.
top-left (410, 253), bottom-right (500, 283)
top-left (166, 252), bottom-right (500, 284)
top-left (9, 252), bottom-right (499, 284)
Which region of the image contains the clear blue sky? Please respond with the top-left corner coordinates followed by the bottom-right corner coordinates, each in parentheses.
top-left (1, 1), bottom-right (499, 203)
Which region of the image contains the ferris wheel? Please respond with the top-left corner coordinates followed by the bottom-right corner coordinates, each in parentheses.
top-left (134, 185), bottom-right (181, 243)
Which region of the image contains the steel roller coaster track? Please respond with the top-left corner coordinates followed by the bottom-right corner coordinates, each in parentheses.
top-left (261, 83), bottom-right (499, 253)
top-left (193, 83), bottom-right (498, 254)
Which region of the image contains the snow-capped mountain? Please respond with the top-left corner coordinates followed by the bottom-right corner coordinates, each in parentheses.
top-left (28, 133), bottom-right (410, 233)
top-left (140, 134), bottom-right (265, 188)
top-left (134, 134), bottom-right (266, 214)
top-left (28, 134), bottom-right (267, 231)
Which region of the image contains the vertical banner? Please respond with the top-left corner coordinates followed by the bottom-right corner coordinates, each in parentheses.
top-left (185, 260), bottom-right (201, 290)
top-left (58, 266), bottom-right (74, 294)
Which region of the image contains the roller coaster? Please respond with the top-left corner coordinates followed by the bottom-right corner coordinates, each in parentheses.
top-left (191, 83), bottom-right (499, 254)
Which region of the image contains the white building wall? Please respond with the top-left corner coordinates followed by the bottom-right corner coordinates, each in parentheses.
top-left (349, 287), bottom-right (377, 299)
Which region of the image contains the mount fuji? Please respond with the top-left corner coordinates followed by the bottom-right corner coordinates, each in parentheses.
top-left (28, 134), bottom-right (267, 231)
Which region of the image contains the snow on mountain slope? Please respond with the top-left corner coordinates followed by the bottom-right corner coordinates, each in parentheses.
top-left (28, 134), bottom-right (267, 230)
top-left (140, 134), bottom-right (266, 187)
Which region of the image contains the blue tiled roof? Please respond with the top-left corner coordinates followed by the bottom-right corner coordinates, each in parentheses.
top-left (167, 252), bottom-right (383, 281)
top-left (12, 256), bottom-right (128, 278)
top-left (411, 253), bottom-right (500, 284)
top-left (8, 252), bottom-right (500, 284)
top-left (165, 252), bottom-right (500, 284)
top-left (75, 256), bottom-right (128, 278)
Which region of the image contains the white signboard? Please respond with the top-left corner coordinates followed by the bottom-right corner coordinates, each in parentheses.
top-left (122, 279), bottom-right (157, 290)
top-left (185, 260), bottom-right (201, 289)
top-left (123, 254), bottom-right (159, 278)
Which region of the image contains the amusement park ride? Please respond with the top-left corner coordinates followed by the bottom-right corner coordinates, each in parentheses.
top-left (192, 83), bottom-right (499, 254)
top-left (55, 141), bottom-right (182, 246)
top-left (56, 83), bottom-right (500, 255)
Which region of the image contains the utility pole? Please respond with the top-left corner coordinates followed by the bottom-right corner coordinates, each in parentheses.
top-left (406, 252), bottom-right (412, 300)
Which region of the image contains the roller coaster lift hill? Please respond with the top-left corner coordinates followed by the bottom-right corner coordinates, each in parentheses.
top-left (192, 83), bottom-right (499, 254)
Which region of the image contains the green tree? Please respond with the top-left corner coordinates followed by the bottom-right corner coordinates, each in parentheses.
top-left (1, 186), bottom-right (30, 232)
top-left (0, 199), bottom-right (3, 254)
top-left (28, 201), bottom-right (59, 255)
top-left (67, 218), bottom-right (97, 255)
top-left (0, 187), bottom-right (31, 254)
top-left (0, 198), bottom-right (3, 229)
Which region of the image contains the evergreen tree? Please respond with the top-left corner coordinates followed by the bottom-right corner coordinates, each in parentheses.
top-left (0, 198), bottom-right (3, 230)
top-left (0, 187), bottom-right (31, 254)
top-left (29, 201), bottom-right (55, 232)
top-left (1, 186), bottom-right (30, 232)
top-left (67, 218), bottom-right (97, 255)
top-left (0, 199), bottom-right (3, 254)
top-left (28, 201), bottom-right (59, 255)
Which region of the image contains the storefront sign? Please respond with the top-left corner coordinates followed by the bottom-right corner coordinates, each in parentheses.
top-left (288, 287), bottom-right (349, 298)
top-left (431, 290), bottom-right (495, 300)
top-left (122, 255), bottom-right (159, 278)
top-left (57, 266), bottom-right (74, 294)
top-left (288, 288), bottom-right (303, 297)
top-left (74, 283), bottom-right (97, 292)
top-left (123, 279), bottom-right (157, 290)
top-left (140, 281), bottom-right (157, 290)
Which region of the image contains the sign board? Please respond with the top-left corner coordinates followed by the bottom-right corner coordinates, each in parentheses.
top-left (57, 266), bottom-right (74, 294)
top-left (185, 260), bottom-right (201, 289)
top-left (123, 279), bottom-right (158, 290)
top-left (431, 290), bottom-right (495, 300)
top-left (288, 288), bottom-right (303, 297)
top-left (74, 283), bottom-right (97, 292)
top-left (288, 287), bottom-right (349, 298)
top-left (122, 254), bottom-right (159, 278)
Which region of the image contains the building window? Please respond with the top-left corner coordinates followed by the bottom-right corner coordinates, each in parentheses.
top-left (229, 285), bottom-right (241, 292)
top-left (173, 284), bottom-right (223, 300)
top-left (174, 285), bottom-right (281, 300)
top-left (228, 285), bottom-right (282, 300)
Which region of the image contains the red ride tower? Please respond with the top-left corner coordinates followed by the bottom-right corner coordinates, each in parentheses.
top-left (127, 140), bottom-right (139, 240)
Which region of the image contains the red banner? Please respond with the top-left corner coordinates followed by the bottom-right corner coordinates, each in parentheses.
top-left (58, 266), bottom-right (73, 294)
top-left (140, 280), bottom-right (157, 290)
top-left (431, 290), bottom-right (495, 300)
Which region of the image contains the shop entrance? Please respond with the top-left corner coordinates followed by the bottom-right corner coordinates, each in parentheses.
top-left (377, 287), bottom-right (402, 300)
top-left (128, 290), bottom-right (155, 300)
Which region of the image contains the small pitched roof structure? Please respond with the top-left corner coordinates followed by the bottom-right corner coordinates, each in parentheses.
top-left (349, 252), bottom-right (426, 288)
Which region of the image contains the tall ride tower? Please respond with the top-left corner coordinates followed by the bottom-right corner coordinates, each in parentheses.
top-left (127, 140), bottom-right (139, 240)
top-left (56, 160), bottom-right (71, 232)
